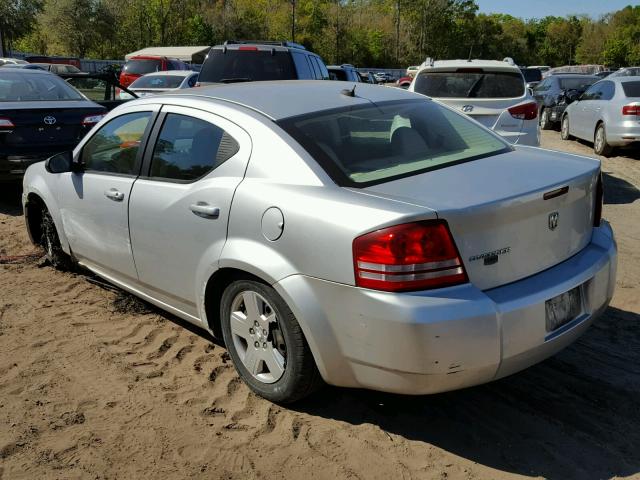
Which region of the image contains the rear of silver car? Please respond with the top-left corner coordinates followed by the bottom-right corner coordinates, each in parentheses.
top-left (267, 98), bottom-right (615, 394)
top-left (606, 79), bottom-right (640, 146)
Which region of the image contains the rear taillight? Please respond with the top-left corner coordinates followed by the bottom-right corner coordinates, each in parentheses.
top-left (82, 113), bottom-right (105, 126)
top-left (622, 104), bottom-right (640, 116)
top-left (0, 117), bottom-right (15, 129)
top-left (353, 220), bottom-right (468, 292)
top-left (594, 172), bottom-right (603, 227)
top-left (508, 102), bottom-right (538, 120)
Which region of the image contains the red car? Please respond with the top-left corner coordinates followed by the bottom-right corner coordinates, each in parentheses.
top-left (119, 55), bottom-right (189, 88)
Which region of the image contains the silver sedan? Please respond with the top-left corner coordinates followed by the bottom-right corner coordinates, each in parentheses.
top-left (22, 81), bottom-right (617, 403)
top-left (561, 77), bottom-right (640, 156)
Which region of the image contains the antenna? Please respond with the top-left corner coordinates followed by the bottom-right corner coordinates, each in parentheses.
top-left (468, 44), bottom-right (473, 62)
top-left (341, 84), bottom-right (357, 97)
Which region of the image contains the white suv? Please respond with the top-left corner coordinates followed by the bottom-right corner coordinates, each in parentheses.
top-left (409, 59), bottom-right (540, 146)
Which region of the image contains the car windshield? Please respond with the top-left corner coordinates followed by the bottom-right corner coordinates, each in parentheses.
top-left (622, 81), bottom-right (640, 98)
top-left (131, 74), bottom-right (185, 89)
top-left (0, 72), bottom-right (84, 101)
top-left (414, 70), bottom-right (524, 98)
top-left (199, 50), bottom-right (296, 82)
top-left (124, 59), bottom-right (162, 75)
top-left (521, 69), bottom-right (542, 82)
top-left (279, 99), bottom-right (509, 187)
top-left (559, 77), bottom-right (597, 91)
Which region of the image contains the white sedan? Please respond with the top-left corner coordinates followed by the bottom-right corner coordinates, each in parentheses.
top-left (119, 70), bottom-right (199, 99)
top-left (23, 81), bottom-right (616, 403)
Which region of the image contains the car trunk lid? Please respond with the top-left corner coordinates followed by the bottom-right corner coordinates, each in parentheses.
top-left (0, 101), bottom-right (105, 150)
top-left (360, 147), bottom-right (600, 290)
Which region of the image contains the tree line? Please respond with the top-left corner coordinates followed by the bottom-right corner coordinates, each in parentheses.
top-left (2, 0), bottom-right (639, 68)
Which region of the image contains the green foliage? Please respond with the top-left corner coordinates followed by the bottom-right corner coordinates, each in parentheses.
top-left (2, 0), bottom-right (639, 68)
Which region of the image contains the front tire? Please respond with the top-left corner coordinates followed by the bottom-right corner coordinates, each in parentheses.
top-left (220, 280), bottom-right (322, 403)
top-left (40, 208), bottom-right (73, 270)
top-left (561, 115), bottom-right (572, 140)
top-left (594, 123), bottom-right (613, 157)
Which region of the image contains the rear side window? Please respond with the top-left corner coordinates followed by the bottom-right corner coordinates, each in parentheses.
top-left (622, 81), bottom-right (640, 97)
top-left (559, 77), bottom-right (597, 91)
top-left (292, 52), bottom-right (313, 79)
top-left (279, 99), bottom-right (509, 187)
top-left (124, 59), bottom-right (162, 75)
top-left (82, 112), bottom-right (152, 175)
top-left (414, 70), bottom-right (525, 98)
top-left (149, 113), bottom-right (239, 182)
top-left (329, 69), bottom-right (347, 81)
top-left (199, 50), bottom-right (296, 83)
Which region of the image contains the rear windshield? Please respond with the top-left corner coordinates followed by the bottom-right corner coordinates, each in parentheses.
top-left (124, 59), bottom-right (162, 75)
top-left (622, 81), bottom-right (640, 98)
top-left (279, 99), bottom-right (509, 187)
top-left (559, 77), bottom-right (597, 91)
top-left (521, 69), bottom-right (542, 82)
top-left (414, 70), bottom-right (524, 98)
top-left (0, 72), bottom-right (84, 101)
top-left (131, 74), bottom-right (184, 89)
top-left (199, 49), bottom-right (296, 83)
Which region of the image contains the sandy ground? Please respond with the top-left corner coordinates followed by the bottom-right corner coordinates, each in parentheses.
top-left (1, 131), bottom-right (639, 480)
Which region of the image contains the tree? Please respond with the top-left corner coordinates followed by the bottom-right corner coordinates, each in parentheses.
top-left (0, 0), bottom-right (43, 54)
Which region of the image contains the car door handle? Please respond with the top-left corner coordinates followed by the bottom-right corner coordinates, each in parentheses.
top-left (104, 189), bottom-right (125, 202)
top-left (189, 202), bottom-right (220, 219)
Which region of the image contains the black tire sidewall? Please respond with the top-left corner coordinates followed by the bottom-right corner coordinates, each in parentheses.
top-left (540, 108), bottom-right (551, 129)
top-left (41, 208), bottom-right (72, 270)
top-left (220, 280), bottom-right (312, 403)
top-left (595, 124), bottom-right (612, 156)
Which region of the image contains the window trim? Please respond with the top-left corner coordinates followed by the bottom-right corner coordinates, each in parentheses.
top-left (79, 110), bottom-right (158, 178)
top-left (140, 110), bottom-right (240, 184)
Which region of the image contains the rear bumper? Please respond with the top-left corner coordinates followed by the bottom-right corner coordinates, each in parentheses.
top-left (605, 121), bottom-right (640, 146)
top-left (494, 120), bottom-right (540, 147)
top-left (274, 221), bottom-right (616, 394)
top-left (0, 147), bottom-right (72, 181)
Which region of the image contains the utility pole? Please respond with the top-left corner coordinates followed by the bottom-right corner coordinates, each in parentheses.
top-left (395, 0), bottom-right (400, 66)
top-left (291, 0), bottom-right (296, 42)
top-left (335, 0), bottom-right (340, 63)
top-left (0, 24), bottom-right (5, 57)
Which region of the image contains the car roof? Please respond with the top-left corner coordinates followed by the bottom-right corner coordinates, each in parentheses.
top-left (0, 68), bottom-right (54, 75)
top-left (552, 74), bottom-right (599, 79)
top-left (610, 76), bottom-right (640, 83)
top-left (138, 70), bottom-right (197, 77)
top-left (420, 59), bottom-right (520, 72)
top-left (152, 80), bottom-right (421, 120)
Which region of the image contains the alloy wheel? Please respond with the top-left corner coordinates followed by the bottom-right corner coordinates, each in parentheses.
top-left (229, 290), bottom-right (287, 384)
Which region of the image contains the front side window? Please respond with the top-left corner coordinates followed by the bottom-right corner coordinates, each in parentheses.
top-left (81, 112), bottom-right (152, 174)
top-left (581, 83), bottom-right (603, 101)
top-left (414, 70), bottom-right (525, 98)
top-left (149, 113), bottom-right (239, 182)
top-left (279, 99), bottom-right (509, 187)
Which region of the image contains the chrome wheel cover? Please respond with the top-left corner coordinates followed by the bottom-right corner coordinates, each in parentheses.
top-left (229, 290), bottom-right (286, 384)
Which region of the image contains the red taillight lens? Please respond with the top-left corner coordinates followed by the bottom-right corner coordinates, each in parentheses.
top-left (594, 172), bottom-right (603, 227)
top-left (0, 117), bottom-right (15, 129)
top-left (353, 220), bottom-right (468, 292)
top-left (508, 102), bottom-right (538, 120)
top-left (622, 104), bottom-right (640, 116)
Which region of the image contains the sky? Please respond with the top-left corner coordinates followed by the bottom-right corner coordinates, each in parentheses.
top-left (475, 0), bottom-right (636, 19)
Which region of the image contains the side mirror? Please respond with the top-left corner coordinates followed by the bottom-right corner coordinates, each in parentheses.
top-left (45, 151), bottom-right (83, 174)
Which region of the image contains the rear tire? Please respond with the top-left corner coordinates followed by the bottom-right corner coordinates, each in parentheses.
top-left (561, 115), bottom-right (572, 141)
top-left (594, 123), bottom-right (613, 157)
top-left (220, 280), bottom-right (322, 403)
top-left (540, 108), bottom-right (553, 130)
top-left (40, 208), bottom-right (73, 270)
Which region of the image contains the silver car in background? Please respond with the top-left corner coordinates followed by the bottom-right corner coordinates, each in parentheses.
top-left (119, 70), bottom-right (199, 99)
top-left (22, 81), bottom-right (616, 403)
top-left (561, 77), bottom-right (640, 156)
